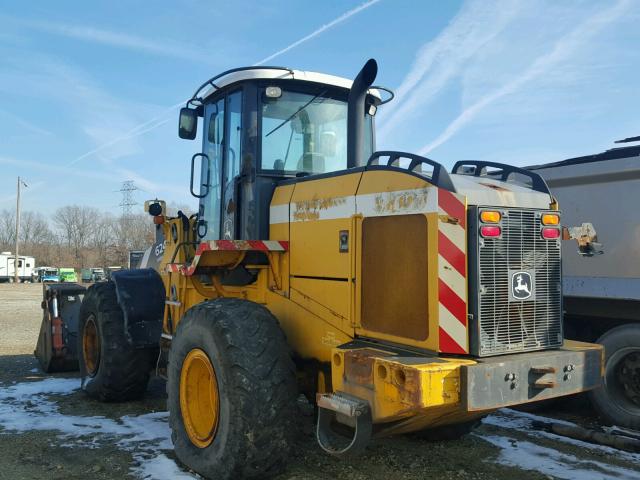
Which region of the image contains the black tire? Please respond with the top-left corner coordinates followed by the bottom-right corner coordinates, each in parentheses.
top-left (412, 419), bottom-right (481, 441)
top-left (168, 298), bottom-right (297, 480)
top-left (78, 282), bottom-right (155, 401)
top-left (589, 324), bottom-right (640, 429)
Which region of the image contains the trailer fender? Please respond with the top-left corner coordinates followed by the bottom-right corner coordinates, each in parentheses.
top-left (111, 268), bottom-right (164, 348)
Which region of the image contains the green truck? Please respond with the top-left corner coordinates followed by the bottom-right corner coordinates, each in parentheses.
top-left (58, 268), bottom-right (77, 283)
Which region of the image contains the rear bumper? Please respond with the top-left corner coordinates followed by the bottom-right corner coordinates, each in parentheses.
top-left (462, 340), bottom-right (603, 411)
top-left (330, 340), bottom-right (603, 425)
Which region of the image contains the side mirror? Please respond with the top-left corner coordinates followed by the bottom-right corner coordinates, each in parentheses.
top-left (179, 108), bottom-right (198, 140)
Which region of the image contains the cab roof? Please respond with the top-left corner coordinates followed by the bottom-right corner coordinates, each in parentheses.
top-left (198, 67), bottom-right (383, 103)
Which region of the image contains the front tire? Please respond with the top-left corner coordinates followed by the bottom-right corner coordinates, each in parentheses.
top-left (78, 282), bottom-right (155, 401)
top-left (168, 298), bottom-right (297, 480)
top-left (589, 324), bottom-right (640, 429)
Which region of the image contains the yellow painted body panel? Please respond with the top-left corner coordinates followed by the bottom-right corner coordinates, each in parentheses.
top-left (265, 290), bottom-right (351, 362)
top-left (291, 219), bottom-right (352, 279)
top-left (290, 277), bottom-right (351, 333)
top-left (289, 173), bottom-right (360, 279)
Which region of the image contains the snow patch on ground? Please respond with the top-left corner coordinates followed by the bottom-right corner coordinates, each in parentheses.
top-left (0, 377), bottom-right (195, 479)
top-left (131, 453), bottom-right (199, 480)
top-left (481, 434), bottom-right (640, 480)
top-left (484, 409), bottom-right (640, 464)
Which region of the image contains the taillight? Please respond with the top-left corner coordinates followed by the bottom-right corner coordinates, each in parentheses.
top-left (480, 210), bottom-right (501, 223)
top-left (541, 227), bottom-right (560, 239)
top-left (480, 226), bottom-right (501, 238)
top-left (541, 214), bottom-right (560, 225)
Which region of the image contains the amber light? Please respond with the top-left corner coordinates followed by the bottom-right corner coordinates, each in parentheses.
top-left (542, 227), bottom-right (560, 239)
top-left (542, 214), bottom-right (560, 225)
top-left (480, 211), bottom-right (501, 223)
top-left (480, 226), bottom-right (501, 238)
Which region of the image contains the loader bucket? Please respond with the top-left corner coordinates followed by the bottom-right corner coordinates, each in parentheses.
top-left (34, 283), bottom-right (86, 372)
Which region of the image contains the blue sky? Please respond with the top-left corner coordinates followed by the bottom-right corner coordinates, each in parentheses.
top-left (1, 0), bottom-right (639, 215)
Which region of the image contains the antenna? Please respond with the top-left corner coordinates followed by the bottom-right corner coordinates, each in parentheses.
top-left (119, 180), bottom-right (138, 218)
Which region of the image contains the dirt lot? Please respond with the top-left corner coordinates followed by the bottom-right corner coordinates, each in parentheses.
top-left (1, 283), bottom-right (639, 480)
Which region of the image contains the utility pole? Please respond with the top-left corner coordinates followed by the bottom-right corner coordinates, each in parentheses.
top-left (14, 177), bottom-right (27, 284)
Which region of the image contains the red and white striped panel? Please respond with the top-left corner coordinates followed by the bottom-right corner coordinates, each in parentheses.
top-left (165, 240), bottom-right (289, 276)
top-left (437, 189), bottom-right (468, 354)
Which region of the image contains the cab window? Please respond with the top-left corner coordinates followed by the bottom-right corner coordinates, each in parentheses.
top-left (260, 89), bottom-right (351, 175)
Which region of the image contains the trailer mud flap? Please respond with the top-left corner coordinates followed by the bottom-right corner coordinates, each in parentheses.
top-left (460, 341), bottom-right (603, 411)
top-left (111, 268), bottom-right (164, 348)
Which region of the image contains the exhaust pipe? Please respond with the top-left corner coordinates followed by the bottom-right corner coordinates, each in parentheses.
top-left (347, 59), bottom-right (378, 168)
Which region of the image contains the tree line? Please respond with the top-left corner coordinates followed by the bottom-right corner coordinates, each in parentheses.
top-left (0, 206), bottom-right (156, 269)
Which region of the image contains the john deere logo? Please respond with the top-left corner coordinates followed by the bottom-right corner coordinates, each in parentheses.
top-left (511, 271), bottom-right (533, 300)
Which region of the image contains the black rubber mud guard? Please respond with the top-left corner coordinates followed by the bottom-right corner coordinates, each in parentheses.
top-left (111, 268), bottom-right (165, 348)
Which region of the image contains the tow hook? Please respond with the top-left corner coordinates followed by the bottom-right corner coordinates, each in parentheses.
top-left (316, 392), bottom-right (372, 456)
top-left (531, 366), bottom-right (557, 389)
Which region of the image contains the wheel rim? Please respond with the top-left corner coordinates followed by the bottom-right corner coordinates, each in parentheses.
top-left (180, 348), bottom-right (220, 448)
top-left (606, 347), bottom-right (640, 414)
top-left (82, 315), bottom-right (100, 376)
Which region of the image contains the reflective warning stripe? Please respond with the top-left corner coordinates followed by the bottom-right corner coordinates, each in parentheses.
top-left (166, 240), bottom-right (289, 276)
top-left (437, 189), bottom-right (468, 354)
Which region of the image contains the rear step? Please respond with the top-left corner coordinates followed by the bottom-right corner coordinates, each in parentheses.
top-left (316, 392), bottom-right (372, 456)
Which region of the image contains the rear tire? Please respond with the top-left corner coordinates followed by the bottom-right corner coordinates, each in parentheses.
top-left (412, 419), bottom-right (481, 441)
top-left (168, 298), bottom-right (297, 480)
top-left (589, 324), bottom-right (640, 429)
top-left (78, 282), bottom-right (155, 401)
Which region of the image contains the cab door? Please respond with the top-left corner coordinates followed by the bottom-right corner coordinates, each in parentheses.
top-left (199, 97), bottom-right (225, 240)
top-left (221, 90), bottom-right (243, 239)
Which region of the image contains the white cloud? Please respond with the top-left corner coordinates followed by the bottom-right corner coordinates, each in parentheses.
top-left (4, 16), bottom-right (204, 63)
top-left (0, 109), bottom-right (54, 138)
top-left (418, 0), bottom-right (633, 155)
top-left (255, 0), bottom-right (383, 66)
top-left (377, 0), bottom-right (525, 140)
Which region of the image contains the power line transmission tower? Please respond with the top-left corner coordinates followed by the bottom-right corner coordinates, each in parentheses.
top-left (119, 180), bottom-right (138, 218)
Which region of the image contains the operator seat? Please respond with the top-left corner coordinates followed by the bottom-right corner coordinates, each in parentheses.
top-left (297, 153), bottom-right (325, 173)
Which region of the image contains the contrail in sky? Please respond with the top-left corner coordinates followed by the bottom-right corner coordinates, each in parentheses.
top-left (255, 0), bottom-right (382, 65)
top-left (418, 0), bottom-right (631, 156)
top-left (68, 0), bottom-right (382, 167)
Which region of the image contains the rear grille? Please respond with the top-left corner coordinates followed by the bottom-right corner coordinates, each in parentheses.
top-left (476, 208), bottom-right (562, 356)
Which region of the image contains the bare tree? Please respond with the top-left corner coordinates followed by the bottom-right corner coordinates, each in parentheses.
top-left (90, 212), bottom-right (118, 268)
top-left (53, 205), bottom-right (100, 266)
top-left (0, 209), bottom-right (15, 250)
top-left (20, 211), bottom-right (52, 246)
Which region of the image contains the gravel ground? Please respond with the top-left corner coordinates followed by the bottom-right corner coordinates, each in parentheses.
top-left (1, 283), bottom-right (639, 480)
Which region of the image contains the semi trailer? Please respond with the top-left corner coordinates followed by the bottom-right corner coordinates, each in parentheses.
top-left (530, 141), bottom-right (640, 429)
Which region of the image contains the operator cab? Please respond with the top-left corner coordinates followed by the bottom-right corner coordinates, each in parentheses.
top-left (179, 67), bottom-right (382, 241)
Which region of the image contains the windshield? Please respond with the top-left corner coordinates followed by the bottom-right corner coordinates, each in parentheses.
top-left (260, 88), bottom-right (373, 175)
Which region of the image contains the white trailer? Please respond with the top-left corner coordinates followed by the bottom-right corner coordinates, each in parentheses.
top-left (0, 251), bottom-right (36, 283)
top-left (529, 142), bottom-right (640, 429)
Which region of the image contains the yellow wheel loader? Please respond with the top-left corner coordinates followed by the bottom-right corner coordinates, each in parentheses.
top-left (66, 59), bottom-right (603, 479)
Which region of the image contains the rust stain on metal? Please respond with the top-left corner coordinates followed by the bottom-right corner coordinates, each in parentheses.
top-left (292, 196), bottom-right (347, 221)
top-left (438, 214), bottom-right (459, 225)
top-left (343, 348), bottom-right (394, 386)
top-left (479, 182), bottom-right (511, 192)
top-left (373, 188), bottom-right (430, 215)
top-left (392, 366), bottom-right (422, 406)
top-left (344, 349), bottom-right (377, 386)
